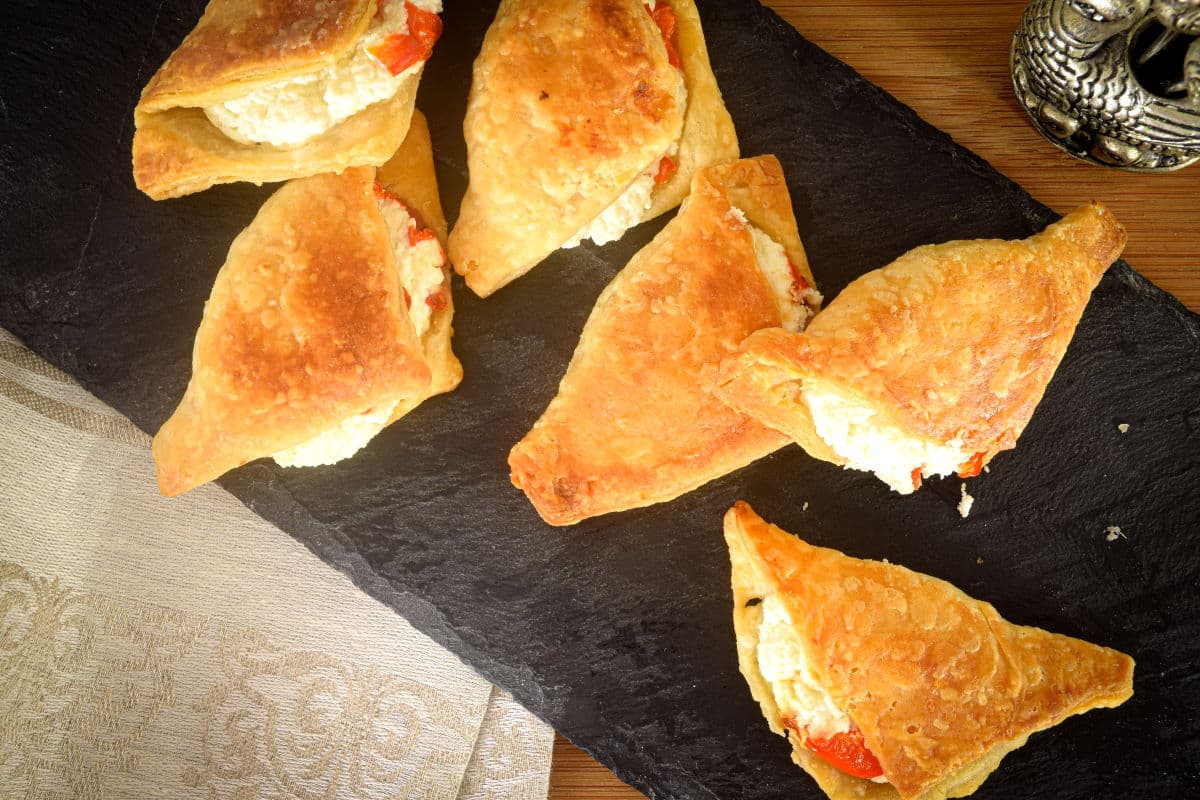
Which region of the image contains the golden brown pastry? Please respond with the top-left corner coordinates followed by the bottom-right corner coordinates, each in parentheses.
top-left (448, 0), bottom-right (738, 298)
top-left (715, 203), bottom-right (1127, 494)
top-left (725, 501), bottom-right (1134, 800)
top-left (153, 114), bottom-right (461, 496)
top-left (508, 156), bottom-right (821, 525)
top-left (133, 0), bottom-right (443, 200)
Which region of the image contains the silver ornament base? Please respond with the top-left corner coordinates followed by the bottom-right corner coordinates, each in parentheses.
top-left (1011, 0), bottom-right (1200, 173)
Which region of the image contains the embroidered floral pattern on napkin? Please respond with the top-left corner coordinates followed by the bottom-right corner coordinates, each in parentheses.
top-left (0, 328), bottom-right (553, 800)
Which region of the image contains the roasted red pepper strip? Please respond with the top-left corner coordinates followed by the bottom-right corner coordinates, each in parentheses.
top-left (369, 3), bottom-right (443, 76)
top-left (408, 226), bottom-right (438, 247)
top-left (425, 290), bottom-right (447, 310)
top-left (654, 155), bottom-right (677, 184)
top-left (911, 467), bottom-right (923, 492)
top-left (805, 729), bottom-right (885, 780)
top-left (957, 451), bottom-right (986, 478)
top-left (649, 3), bottom-right (682, 69)
top-left (782, 718), bottom-right (884, 781)
top-left (375, 180), bottom-right (440, 249)
top-left (787, 258), bottom-right (812, 301)
top-left (373, 181), bottom-right (399, 203)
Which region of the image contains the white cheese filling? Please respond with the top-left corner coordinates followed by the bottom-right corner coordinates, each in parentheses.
top-left (730, 207), bottom-right (821, 332)
top-left (804, 381), bottom-right (970, 495)
top-left (204, 0), bottom-right (441, 147)
top-left (757, 595), bottom-right (852, 741)
top-left (376, 195), bottom-right (446, 339)
top-left (758, 595), bottom-right (889, 784)
top-left (273, 403), bottom-right (397, 468)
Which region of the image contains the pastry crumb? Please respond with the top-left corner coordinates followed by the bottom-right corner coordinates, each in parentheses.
top-left (957, 484), bottom-right (974, 518)
top-left (1117, 423), bottom-right (1130, 434)
top-left (1105, 525), bottom-right (1126, 542)
top-left (976, 556), bottom-right (984, 565)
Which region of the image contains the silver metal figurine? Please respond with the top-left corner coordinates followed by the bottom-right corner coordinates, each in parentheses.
top-left (1011, 0), bottom-right (1200, 172)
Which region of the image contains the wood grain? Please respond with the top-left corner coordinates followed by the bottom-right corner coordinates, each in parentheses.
top-left (548, 2), bottom-right (1199, 798)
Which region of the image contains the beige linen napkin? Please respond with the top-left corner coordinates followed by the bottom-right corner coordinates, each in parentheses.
top-left (0, 327), bottom-right (553, 800)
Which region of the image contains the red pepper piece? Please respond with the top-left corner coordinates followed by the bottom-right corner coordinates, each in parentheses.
top-left (425, 290), bottom-right (447, 310)
top-left (408, 225), bottom-right (438, 247)
top-left (375, 181), bottom-right (439, 249)
top-left (911, 467), bottom-right (923, 491)
top-left (373, 181), bottom-right (400, 203)
top-left (649, 3), bottom-right (682, 69)
top-left (782, 718), bottom-right (884, 781)
top-left (787, 257), bottom-right (811, 300)
top-left (369, 3), bottom-right (443, 76)
top-left (654, 155), bottom-right (677, 184)
top-left (957, 451), bottom-right (986, 478)
top-left (804, 728), bottom-right (885, 780)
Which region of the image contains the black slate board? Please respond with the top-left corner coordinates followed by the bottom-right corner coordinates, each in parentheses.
top-left (2, 1), bottom-right (1199, 797)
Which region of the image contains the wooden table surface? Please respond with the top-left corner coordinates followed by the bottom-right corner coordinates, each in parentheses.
top-left (548, 1), bottom-right (1200, 797)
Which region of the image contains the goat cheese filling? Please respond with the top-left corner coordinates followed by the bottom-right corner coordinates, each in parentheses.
top-left (204, 0), bottom-right (441, 147)
top-left (730, 207), bottom-right (821, 332)
top-left (757, 595), bottom-right (853, 741)
top-left (375, 192), bottom-right (447, 339)
top-left (804, 381), bottom-right (970, 494)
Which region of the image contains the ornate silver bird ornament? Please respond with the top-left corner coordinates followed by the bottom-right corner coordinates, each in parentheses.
top-left (1012, 0), bottom-right (1200, 171)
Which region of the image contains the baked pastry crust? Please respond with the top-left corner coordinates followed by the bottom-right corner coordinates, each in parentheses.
top-left (715, 203), bottom-right (1127, 475)
top-left (133, 0), bottom-right (423, 199)
top-left (725, 501), bottom-right (1134, 800)
top-left (642, 0), bottom-right (738, 221)
top-left (152, 160), bottom-right (443, 496)
top-left (508, 156), bottom-right (817, 525)
top-left (447, 0), bottom-right (737, 298)
top-left (376, 110), bottom-right (463, 421)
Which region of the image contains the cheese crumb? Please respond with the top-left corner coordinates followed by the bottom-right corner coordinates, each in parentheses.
top-left (802, 501), bottom-right (809, 512)
top-left (1105, 525), bottom-right (1126, 542)
top-left (957, 484), bottom-right (974, 518)
top-left (1117, 423), bottom-right (1130, 434)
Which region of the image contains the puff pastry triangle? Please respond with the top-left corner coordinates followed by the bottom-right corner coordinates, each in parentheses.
top-left (154, 118), bottom-right (460, 496)
top-left (509, 156), bottom-right (820, 525)
top-left (448, 0), bottom-right (738, 297)
top-left (715, 203), bottom-right (1127, 493)
top-left (133, 0), bottom-right (441, 199)
top-left (725, 501), bottom-right (1134, 800)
